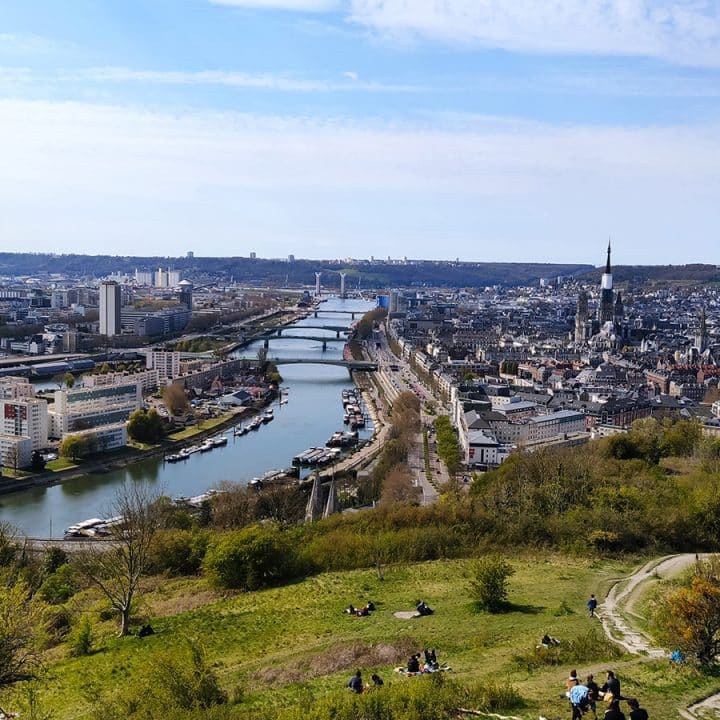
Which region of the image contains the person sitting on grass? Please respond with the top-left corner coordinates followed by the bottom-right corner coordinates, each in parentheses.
top-left (347, 670), bottom-right (363, 694)
top-left (424, 648), bottom-right (438, 669)
top-left (627, 698), bottom-right (648, 720)
top-left (407, 654), bottom-right (421, 673)
top-left (370, 673), bottom-right (384, 687)
top-left (416, 600), bottom-right (434, 616)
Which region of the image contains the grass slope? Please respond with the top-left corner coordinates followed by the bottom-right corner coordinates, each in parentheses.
top-left (27, 556), bottom-right (720, 719)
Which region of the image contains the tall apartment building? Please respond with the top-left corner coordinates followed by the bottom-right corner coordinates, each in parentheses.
top-left (49, 382), bottom-right (142, 438)
top-left (0, 397), bottom-right (49, 450)
top-left (155, 268), bottom-right (168, 288)
top-left (99, 281), bottom-right (121, 337)
top-left (146, 350), bottom-right (181, 384)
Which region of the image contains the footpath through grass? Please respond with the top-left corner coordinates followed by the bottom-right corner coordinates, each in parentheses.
top-left (29, 556), bottom-right (720, 720)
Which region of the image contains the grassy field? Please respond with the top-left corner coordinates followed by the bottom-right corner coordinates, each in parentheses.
top-left (19, 554), bottom-right (720, 720)
top-left (167, 414), bottom-right (234, 441)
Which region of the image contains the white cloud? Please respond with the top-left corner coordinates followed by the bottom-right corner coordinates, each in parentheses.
top-left (209, 0), bottom-right (340, 11)
top-left (0, 32), bottom-right (63, 55)
top-left (0, 99), bottom-right (718, 261)
top-left (65, 66), bottom-right (417, 93)
top-left (349, 0), bottom-right (720, 67)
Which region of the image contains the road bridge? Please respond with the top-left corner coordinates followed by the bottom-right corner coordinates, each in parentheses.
top-left (259, 335), bottom-right (346, 350)
top-left (264, 325), bottom-right (350, 337)
top-left (235, 356), bottom-right (377, 372)
top-left (313, 309), bottom-right (362, 318)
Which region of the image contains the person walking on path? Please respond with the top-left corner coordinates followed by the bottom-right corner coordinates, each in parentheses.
top-left (587, 594), bottom-right (598, 617)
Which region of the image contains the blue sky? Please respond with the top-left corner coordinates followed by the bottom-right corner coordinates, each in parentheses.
top-left (1, 0), bottom-right (720, 264)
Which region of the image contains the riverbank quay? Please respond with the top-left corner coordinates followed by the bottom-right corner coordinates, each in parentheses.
top-left (0, 402), bottom-right (262, 497)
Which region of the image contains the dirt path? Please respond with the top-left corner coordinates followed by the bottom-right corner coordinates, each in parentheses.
top-left (600, 553), bottom-right (720, 719)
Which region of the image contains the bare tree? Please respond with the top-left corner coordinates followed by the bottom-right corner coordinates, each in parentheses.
top-left (380, 464), bottom-right (422, 505)
top-left (76, 483), bottom-right (161, 636)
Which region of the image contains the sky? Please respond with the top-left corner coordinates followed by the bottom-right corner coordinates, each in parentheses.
top-left (1, 1), bottom-right (720, 265)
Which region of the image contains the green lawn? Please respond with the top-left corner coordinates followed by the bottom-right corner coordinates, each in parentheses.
top-left (167, 414), bottom-right (233, 441)
top-left (13, 555), bottom-right (720, 719)
top-left (45, 456), bottom-right (79, 472)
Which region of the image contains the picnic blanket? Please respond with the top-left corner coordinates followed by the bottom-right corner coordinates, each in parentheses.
top-left (393, 610), bottom-right (421, 619)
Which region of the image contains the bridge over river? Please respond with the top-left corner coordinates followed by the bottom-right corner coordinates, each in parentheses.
top-left (235, 356), bottom-right (377, 372)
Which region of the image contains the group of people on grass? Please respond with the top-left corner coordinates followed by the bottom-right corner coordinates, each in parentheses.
top-left (406, 648), bottom-right (439, 673)
top-left (565, 669), bottom-right (649, 720)
top-left (344, 600), bottom-right (376, 617)
top-left (347, 669), bottom-right (384, 694)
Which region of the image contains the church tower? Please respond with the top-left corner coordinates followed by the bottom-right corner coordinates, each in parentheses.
top-left (599, 240), bottom-right (614, 324)
top-left (575, 290), bottom-right (588, 343)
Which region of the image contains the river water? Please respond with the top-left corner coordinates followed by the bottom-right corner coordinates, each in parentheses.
top-left (0, 297), bottom-right (374, 538)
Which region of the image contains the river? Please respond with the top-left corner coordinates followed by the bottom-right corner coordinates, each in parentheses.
top-left (0, 297), bottom-right (374, 538)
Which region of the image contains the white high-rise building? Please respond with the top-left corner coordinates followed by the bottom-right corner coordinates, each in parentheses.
top-left (146, 350), bottom-right (181, 383)
top-left (168, 270), bottom-right (182, 287)
top-left (155, 268), bottom-right (169, 288)
top-left (134, 269), bottom-right (154, 285)
top-left (0, 398), bottom-right (49, 451)
top-left (99, 281), bottom-right (121, 337)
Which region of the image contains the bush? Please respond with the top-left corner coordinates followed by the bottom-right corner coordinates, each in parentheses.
top-left (67, 616), bottom-right (93, 657)
top-left (42, 604), bottom-right (72, 644)
top-left (203, 524), bottom-right (298, 590)
top-left (470, 556), bottom-right (515, 612)
top-left (147, 530), bottom-right (209, 576)
top-left (42, 547), bottom-right (68, 577)
top-left (39, 563), bottom-right (78, 604)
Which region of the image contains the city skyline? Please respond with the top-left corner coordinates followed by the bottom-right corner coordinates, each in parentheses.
top-left (1, 1), bottom-right (720, 263)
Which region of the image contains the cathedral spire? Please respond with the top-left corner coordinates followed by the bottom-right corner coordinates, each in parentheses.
top-left (605, 238), bottom-right (612, 274)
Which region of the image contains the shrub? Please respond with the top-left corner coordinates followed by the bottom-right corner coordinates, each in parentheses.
top-left (39, 563), bottom-right (78, 604)
top-left (470, 556), bottom-right (515, 612)
top-left (42, 604), bottom-right (72, 644)
top-left (67, 616), bottom-right (93, 657)
top-left (203, 524), bottom-right (297, 590)
top-left (147, 529), bottom-right (209, 576)
top-left (42, 547), bottom-right (68, 577)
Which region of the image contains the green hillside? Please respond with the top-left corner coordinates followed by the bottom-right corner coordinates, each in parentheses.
top-left (11, 555), bottom-right (718, 720)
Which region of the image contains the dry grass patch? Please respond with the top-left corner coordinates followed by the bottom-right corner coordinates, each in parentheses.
top-left (253, 638), bottom-right (419, 687)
